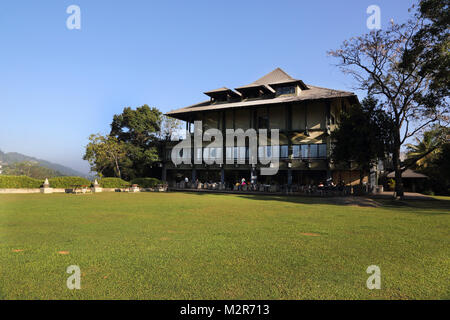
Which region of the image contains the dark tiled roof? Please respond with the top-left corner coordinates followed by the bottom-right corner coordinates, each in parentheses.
top-left (166, 68), bottom-right (357, 117)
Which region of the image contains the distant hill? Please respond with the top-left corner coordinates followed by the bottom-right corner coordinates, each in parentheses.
top-left (0, 150), bottom-right (87, 177)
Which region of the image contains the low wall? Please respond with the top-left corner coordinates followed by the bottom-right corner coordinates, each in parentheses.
top-left (0, 187), bottom-right (168, 194)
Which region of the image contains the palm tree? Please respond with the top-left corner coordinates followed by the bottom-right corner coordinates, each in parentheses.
top-left (406, 129), bottom-right (442, 169)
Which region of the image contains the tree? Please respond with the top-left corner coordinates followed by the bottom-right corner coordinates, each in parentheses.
top-left (3, 161), bottom-right (63, 179)
top-left (110, 105), bottom-right (162, 179)
top-left (329, 5), bottom-right (449, 198)
top-left (405, 126), bottom-right (450, 195)
top-left (405, 126), bottom-right (445, 169)
top-left (331, 97), bottom-right (394, 185)
top-left (159, 115), bottom-right (183, 141)
top-left (83, 134), bottom-right (128, 178)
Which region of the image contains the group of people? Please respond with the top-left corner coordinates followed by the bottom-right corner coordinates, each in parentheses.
top-left (181, 176), bottom-right (351, 194)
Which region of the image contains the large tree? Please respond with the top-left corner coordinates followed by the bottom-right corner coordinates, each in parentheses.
top-left (329, 2), bottom-right (449, 198)
top-left (110, 105), bottom-right (162, 179)
top-left (83, 134), bottom-right (128, 178)
top-left (331, 97), bottom-right (394, 186)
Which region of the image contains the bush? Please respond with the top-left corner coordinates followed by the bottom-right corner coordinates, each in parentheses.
top-left (387, 178), bottom-right (396, 191)
top-left (0, 175), bottom-right (42, 188)
top-left (48, 177), bottom-right (91, 188)
top-left (99, 177), bottom-right (130, 188)
top-left (130, 178), bottom-right (162, 188)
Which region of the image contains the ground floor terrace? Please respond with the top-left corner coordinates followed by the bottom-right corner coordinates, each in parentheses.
top-left (165, 167), bottom-right (368, 192)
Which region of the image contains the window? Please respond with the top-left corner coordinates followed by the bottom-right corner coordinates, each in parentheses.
top-left (226, 147), bottom-right (233, 160)
top-left (301, 145), bottom-right (309, 158)
top-left (276, 86), bottom-right (295, 95)
top-left (318, 144), bottom-right (327, 158)
top-left (296, 144), bottom-right (327, 159)
top-left (203, 148), bottom-right (210, 161)
top-left (280, 145), bottom-right (289, 158)
top-left (239, 146), bottom-right (246, 160)
top-left (310, 144), bottom-right (318, 158)
top-left (292, 145), bottom-right (300, 158)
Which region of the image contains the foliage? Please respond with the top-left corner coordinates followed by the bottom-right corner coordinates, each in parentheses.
top-left (1, 161), bottom-right (63, 179)
top-left (98, 177), bottom-right (130, 188)
top-left (83, 134), bottom-right (128, 179)
top-left (130, 177), bottom-right (162, 188)
top-left (406, 126), bottom-right (450, 195)
top-left (387, 178), bottom-right (396, 191)
top-left (405, 126), bottom-right (447, 169)
top-left (329, 3), bottom-right (449, 197)
top-left (401, 0), bottom-right (449, 104)
top-left (109, 105), bottom-right (163, 180)
top-left (331, 97), bottom-right (394, 184)
top-left (0, 175), bottom-right (42, 188)
top-left (159, 115), bottom-right (183, 141)
top-left (48, 177), bottom-right (91, 188)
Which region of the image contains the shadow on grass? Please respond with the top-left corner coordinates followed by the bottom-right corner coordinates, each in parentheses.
top-left (170, 191), bottom-right (450, 212)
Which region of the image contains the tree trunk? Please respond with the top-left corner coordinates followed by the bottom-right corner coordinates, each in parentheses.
top-left (392, 130), bottom-right (404, 199)
top-left (114, 158), bottom-right (121, 179)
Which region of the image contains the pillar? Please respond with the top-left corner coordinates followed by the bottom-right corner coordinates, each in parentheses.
top-left (287, 169), bottom-right (292, 185)
top-left (192, 168), bottom-right (197, 182)
top-left (221, 167), bottom-right (225, 184)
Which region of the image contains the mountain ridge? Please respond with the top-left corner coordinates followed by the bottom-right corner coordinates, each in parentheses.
top-left (0, 150), bottom-right (87, 178)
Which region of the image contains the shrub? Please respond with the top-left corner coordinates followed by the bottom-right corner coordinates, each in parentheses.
top-left (130, 177), bottom-right (162, 188)
top-left (387, 178), bottom-right (396, 191)
top-left (48, 177), bottom-right (91, 188)
top-left (0, 175), bottom-right (42, 188)
top-left (99, 177), bottom-right (130, 188)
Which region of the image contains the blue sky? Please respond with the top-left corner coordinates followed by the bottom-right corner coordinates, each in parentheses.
top-left (0, 0), bottom-right (414, 173)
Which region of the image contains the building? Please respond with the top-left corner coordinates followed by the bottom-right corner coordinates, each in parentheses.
top-left (163, 68), bottom-right (362, 187)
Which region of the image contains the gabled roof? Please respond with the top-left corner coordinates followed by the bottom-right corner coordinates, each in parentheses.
top-left (236, 67), bottom-right (308, 91)
top-left (253, 67), bottom-right (295, 85)
top-left (204, 87), bottom-right (241, 99)
top-left (165, 68), bottom-right (358, 120)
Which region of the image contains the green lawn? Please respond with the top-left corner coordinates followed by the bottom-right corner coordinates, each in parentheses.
top-left (0, 192), bottom-right (449, 300)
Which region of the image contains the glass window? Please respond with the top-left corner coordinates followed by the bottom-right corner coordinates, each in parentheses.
top-left (239, 146), bottom-right (246, 160)
top-left (277, 86), bottom-right (295, 95)
top-left (258, 146), bottom-right (265, 159)
top-left (318, 144), bottom-right (327, 158)
top-left (210, 148), bottom-right (216, 159)
top-left (281, 145), bottom-right (289, 158)
top-left (226, 147), bottom-right (233, 160)
top-left (292, 145), bottom-right (300, 158)
top-left (203, 148), bottom-right (210, 160)
top-left (301, 145), bottom-right (309, 158)
top-left (310, 145), bottom-right (318, 158)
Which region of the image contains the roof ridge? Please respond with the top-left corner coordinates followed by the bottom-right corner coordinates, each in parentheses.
top-left (251, 67), bottom-right (295, 85)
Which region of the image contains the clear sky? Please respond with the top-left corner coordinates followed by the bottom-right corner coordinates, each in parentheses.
top-left (0, 0), bottom-right (414, 173)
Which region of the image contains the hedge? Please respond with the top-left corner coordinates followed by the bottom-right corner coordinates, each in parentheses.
top-left (98, 177), bottom-right (130, 188)
top-left (0, 175), bottom-right (42, 188)
top-left (130, 177), bottom-right (162, 188)
top-left (48, 177), bottom-right (91, 188)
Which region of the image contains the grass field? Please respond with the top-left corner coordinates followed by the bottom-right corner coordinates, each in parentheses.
top-left (0, 192), bottom-right (449, 300)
